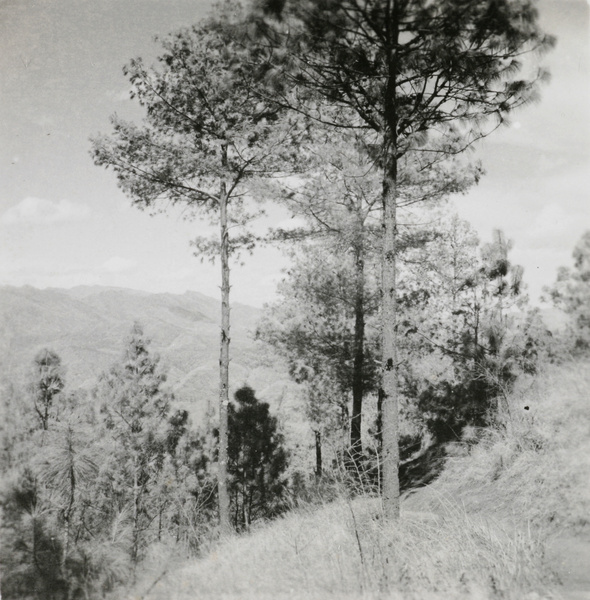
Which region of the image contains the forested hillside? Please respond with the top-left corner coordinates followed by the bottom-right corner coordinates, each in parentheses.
top-left (129, 360), bottom-right (590, 600)
top-left (0, 285), bottom-right (272, 418)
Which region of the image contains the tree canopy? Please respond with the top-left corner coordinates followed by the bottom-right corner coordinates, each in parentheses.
top-left (546, 231), bottom-right (590, 352)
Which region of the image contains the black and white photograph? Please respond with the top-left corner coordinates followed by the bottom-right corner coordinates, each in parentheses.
top-left (1, 0), bottom-right (589, 598)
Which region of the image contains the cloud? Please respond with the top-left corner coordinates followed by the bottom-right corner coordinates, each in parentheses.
top-left (101, 256), bottom-right (137, 273)
top-left (1, 197), bottom-right (91, 225)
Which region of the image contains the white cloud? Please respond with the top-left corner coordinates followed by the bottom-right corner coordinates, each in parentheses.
top-left (101, 256), bottom-right (137, 273)
top-left (1, 197), bottom-right (91, 225)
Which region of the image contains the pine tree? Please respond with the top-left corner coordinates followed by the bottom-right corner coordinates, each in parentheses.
top-left (95, 323), bottom-right (172, 564)
top-left (30, 349), bottom-right (64, 431)
top-left (269, 124), bottom-right (479, 463)
top-left (0, 352), bottom-right (91, 600)
top-left (257, 241), bottom-right (380, 474)
top-left (400, 219), bottom-right (536, 442)
top-left (250, 0), bottom-right (554, 518)
top-left (91, 3), bottom-right (305, 532)
top-left (546, 230), bottom-right (590, 352)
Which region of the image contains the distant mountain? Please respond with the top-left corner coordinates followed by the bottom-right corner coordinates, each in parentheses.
top-left (0, 285), bottom-right (294, 424)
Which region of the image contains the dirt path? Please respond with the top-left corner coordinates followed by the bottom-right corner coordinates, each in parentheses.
top-left (545, 533), bottom-right (590, 599)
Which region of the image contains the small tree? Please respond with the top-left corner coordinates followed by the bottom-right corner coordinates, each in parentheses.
top-left (95, 323), bottom-right (172, 565)
top-left (30, 349), bottom-right (64, 431)
top-left (227, 386), bottom-right (288, 531)
top-left (400, 220), bottom-right (536, 442)
top-left (0, 467), bottom-right (68, 600)
top-left (546, 230), bottom-right (590, 352)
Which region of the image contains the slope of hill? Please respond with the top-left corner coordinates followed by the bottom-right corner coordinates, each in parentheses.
top-left (0, 285), bottom-right (289, 422)
top-left (129, 359), bottom-right (590, 600)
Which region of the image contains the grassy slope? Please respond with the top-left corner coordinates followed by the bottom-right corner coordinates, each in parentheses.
top-left (409, 361), bottom-right (590, 531)
top-left (129, 360), bottom-right (590, 600)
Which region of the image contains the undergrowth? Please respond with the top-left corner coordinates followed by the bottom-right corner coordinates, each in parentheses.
top-left (131, 499), bottom-right (549, 600)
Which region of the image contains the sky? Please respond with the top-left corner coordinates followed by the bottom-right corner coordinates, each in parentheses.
top-left (0, 0), bottom-right (588, 308)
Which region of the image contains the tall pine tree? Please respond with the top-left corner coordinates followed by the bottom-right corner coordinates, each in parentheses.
top-left (91, 3), bottom-right (304, 532)
top-left (249, 0), bottom-right (554, 517)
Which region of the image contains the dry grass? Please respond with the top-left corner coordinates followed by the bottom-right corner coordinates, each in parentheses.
top-left (410, 360), bottom-right (590, 531)
top-left (126, 359), bottom-right (590, 600)
top-left (130, 498), bottom-right (549, 600)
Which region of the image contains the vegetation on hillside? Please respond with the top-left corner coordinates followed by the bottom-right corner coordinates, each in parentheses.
top-left (129, 359), bottom-right (589, 600)
top-left (1, 231), bottom-right (588, 598)
top-left (0, 325), bottom-right (290, 598)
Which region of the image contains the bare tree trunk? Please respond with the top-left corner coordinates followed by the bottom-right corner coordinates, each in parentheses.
top-left (62, 518), bottom-right (69, 572)
top-left (314, 429), bottom-right (322, 481)
top-left (380, 19), bottom-right (401, 516)
top-left (62, 455), bottom-right (76, 575)
top-left (218, 164), bottom-right (232, 535)
top-left (246, 486), bottom-right (254, 530)
top-left (350, 236), bottom-right (365, 461)
top-left (132, 456), bottom-right (139, 564)
top-left (381, 162), bottom-right (400, 520)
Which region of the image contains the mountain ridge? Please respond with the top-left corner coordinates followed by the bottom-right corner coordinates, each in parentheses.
top-left (0, 284), bottom-right (277, 421)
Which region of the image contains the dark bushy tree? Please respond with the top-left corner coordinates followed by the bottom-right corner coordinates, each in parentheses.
top-left (0, 467), bottom-right (68, 600)
top-left (228, 386), bottom-right (288, 530)
top-left (30, 349), bottom-right (64, 431)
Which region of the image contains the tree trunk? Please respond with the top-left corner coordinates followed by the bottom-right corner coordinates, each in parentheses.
top-left (380, 160), bottom-right (400, 520)
top-left (218, 166), bottom-right (232, 535)
top-left (246, 486), bottom-right (254, 530)
top-left (314, 429), bottom-right (322, 481)
top-left (132, 456), bottom-right (139, 564)
top-left (376, 388), bottom-right (383, 447)
top-left (380, 21), bottom-right (401, 517)
top-left (350, 235), bottom-right (365, 461)
top-left (62, 456), bottom-right (76, 576)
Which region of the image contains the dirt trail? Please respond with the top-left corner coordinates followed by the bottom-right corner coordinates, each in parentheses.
top-left (545, 533), bottom-right (590, 600)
